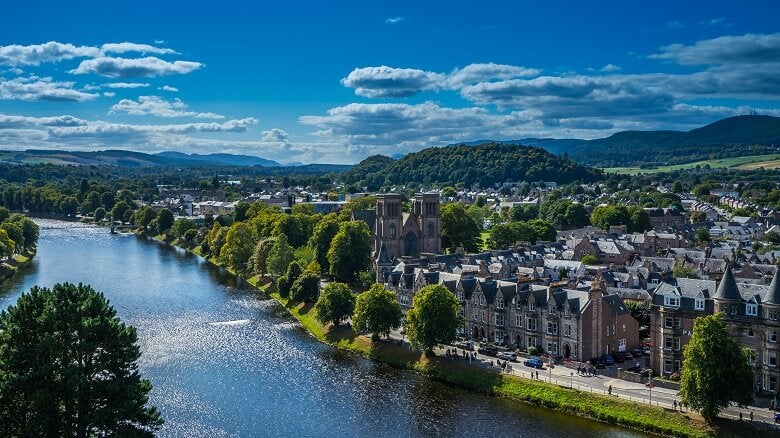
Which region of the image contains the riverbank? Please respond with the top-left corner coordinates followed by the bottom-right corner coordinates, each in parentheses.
top-left (0, 249), bottom-right (36, 287)
top-left (148, 235), bottom-right (753, 438)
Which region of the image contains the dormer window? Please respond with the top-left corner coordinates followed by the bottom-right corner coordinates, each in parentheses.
top-left (528, 301), bottom-right (535, 312)
top-left (564, 306), bottom-right (571, 318)
top-left (694, 298), bottom-right (705, 311)
top-left (496, 298), bottom-right (504, 310)
top-left (746, 303), bottom-right (758, 316)
top-left (664, 296), bottom-right (680, 307)
top-left (548, 307), bottom-right (556, 316)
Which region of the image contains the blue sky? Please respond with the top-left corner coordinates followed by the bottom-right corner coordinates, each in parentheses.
top-left (1, 0), bottom-right (779, 164)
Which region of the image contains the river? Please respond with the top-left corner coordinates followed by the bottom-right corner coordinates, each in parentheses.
top-left (0, 220), bottom-right (644, 437)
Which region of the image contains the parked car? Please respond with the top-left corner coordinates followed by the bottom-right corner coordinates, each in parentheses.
top-left (454, 341), bottom-right (473, 351)
top-left (624, 351), bottom-right (635, 360)
top-left (614, 352), bottom-right (625, 363)
top-left (497, 351), bottom-right (517, 362)
top-left (627, 362), bottom-right (642, 373)
top-left (630, 348), bottom-right (643, 358)
top-left (589, 357), bottom-right (606, 369)
top-left (478, 345), bottom-right (498, 356)
top-left (603, 354), bottom-right (615, 366)
top-left (642, 347), bottom-right (651, 356)
top-left (524, 358), bottom-right (544, 369)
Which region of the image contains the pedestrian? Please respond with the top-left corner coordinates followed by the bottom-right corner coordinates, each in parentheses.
top-left (536, 370), bottom-right (539, 380)
top-left (577, 364), bottom-right (581, 375)
top-left (608, 385), bottom-right (612, 396)
top-left (750, 411), bottom-right (754, 421)
top-left (740, 412), bottom-right (743, 421)
top-left (673, 400), bottom-right (677, 411)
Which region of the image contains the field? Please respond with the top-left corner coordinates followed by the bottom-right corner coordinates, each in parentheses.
top-left (602, 153), bottom-right (780, 174)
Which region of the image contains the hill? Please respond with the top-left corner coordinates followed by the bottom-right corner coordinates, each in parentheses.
top-left (342, 143), bottom-right (602, 189)
top-left (0, 149), bottom-right (281, 167)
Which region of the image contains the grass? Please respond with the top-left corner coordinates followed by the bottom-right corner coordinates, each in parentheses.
top-left (602, 153), bottom-right (780, 175)
top-left (480, 230), bottom-right (490, 251)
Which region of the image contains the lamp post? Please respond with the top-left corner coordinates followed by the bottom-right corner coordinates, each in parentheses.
top-left (570, 371), bottom-right (574, 388)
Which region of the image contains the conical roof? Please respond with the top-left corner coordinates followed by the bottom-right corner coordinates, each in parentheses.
top-left (764, 269), bottom-right (780, 305)
top-left (713, 266), bottom-right (742, 301)
top-left (376, 241), bottom-right (392, 265)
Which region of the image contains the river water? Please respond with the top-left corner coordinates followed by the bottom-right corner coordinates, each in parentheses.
top-left (0, 220), bottom-right (644, 437)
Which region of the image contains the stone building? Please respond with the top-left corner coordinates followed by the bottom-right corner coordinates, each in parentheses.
top-left (650, 267), bottom-right (780, 395)
top-left (374, 193), bottom-right (441, 260)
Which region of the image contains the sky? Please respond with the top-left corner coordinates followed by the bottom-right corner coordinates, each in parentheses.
top-left (1, 0), bottom-right (780, 164)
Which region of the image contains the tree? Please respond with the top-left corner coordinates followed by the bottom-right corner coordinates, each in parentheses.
top-left (693, 227), bottom-right (711, 244)
top-left (580, 254), bottom-right (598, 265)
top-left (134, 205), bottom-right (157, 228)
top-left (671, 181), bottom-right (683, 194)
top-left (267, 234), bottom-right (294, 278)
top-left (627, 206), bottom-right (651, 233)
top-left (0, 283), bottom-right (163, 436)
top-left (440, 202), bottom-right (482, 253)
top-left (486, 223), bottom-right (516, 249)
top-left (0, 222), bottom-right (23, 253)
top-left (157, 208), bottom-right (175, 233)
top-left (405, 284), bottom-right (464, 352)
top-left (94, 207), bottom-right (107, 222)
top-left (590, 205), bottom-right (630, 230)
top-left (252, 237), bottom-right (276, 276)
top-left (527, 219), bottom-right (556, 242)
top-left (0, 229), bottom-right (14, 259)
top-left (289, 270), bottom-right (320, 302)
top-left (233, 201), bottom-right (251, 222)
top-left (110, 201), bottom-right (131, 223)
top-left (315, 282), bottom-right (355, 326)
top-left (220, 222), bottom-right (256, 269)
top-left (352, 284), bottom-right (402, 339)
top-left (689, 210), bottom-right (707, 224)
top-left (327, 221), bottom-right (371, 282)
top-left (308, 214), bottom-right (340, 273)
top-left (679, 313), bottom-right (753, 421)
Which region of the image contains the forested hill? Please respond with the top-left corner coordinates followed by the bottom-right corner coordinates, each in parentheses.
top-left (567, 115), bottom-right (780, 167)
top-left (341, 143), bottom-right (602, 189)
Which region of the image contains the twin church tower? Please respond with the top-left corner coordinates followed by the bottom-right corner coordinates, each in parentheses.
top-left (373, 193), bottom-right (442, 261)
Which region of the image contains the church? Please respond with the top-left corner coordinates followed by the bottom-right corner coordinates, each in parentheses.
top-left (373, 193), bottom-right (441, 260)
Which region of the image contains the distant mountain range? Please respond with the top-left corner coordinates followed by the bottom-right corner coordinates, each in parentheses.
top-left (451, 115), bottom-right (780, 167)
top-left (0, 150), bottom-right (282, 167)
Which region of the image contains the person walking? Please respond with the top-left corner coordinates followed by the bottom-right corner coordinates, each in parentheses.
top-left (750, 411), bottom-right (754, 421)
top-left (608, 385), bottom-right (612, 396)
top-left (673, 400), bottom-right (677, 411)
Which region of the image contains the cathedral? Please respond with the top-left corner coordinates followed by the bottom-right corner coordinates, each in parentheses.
top-left (373, 193), bottom-right (441, 261)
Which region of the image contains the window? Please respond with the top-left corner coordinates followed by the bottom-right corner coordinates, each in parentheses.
top-left (528, 301), bottom-right (535, 312)
top-left (400, 295), bottom-right (410, 306)
top-left (547, 342), bottom-right (559, 355)
top-left (730, 305), bottom-right (737, 316)
top-left (695, 299), bottom-right (705, 311)
top-left (389, 224), bottom-right (396, 239)
top-left (746, 303), bottom-right (757, 316)
top-left (496, 297), bottom-right (504, 310)
top-left (495, 313), bottom-right (504, 327)
top-left (527, 318), bottom-right (537, 331)
top-left (516, 299), bottom-right (522, 310)
top-left (618, 338), bottom-right (626, 349)
top-left (674, 338), bottom-right (681, 351)
top-left (771, 310), bottom-right (779, 321)
top-left (480, 311), bottom-right (485, 323)
top-left (664, 337), bottom-right (673, 350)
top-left (769, 352), bottom-right (778, 367)
top-left (664, 317), bottom-right (673, 329)
top-left (479, 295), bottom-right (484, 306)
top-left (564, 324), bottom-right (572, 337)
top-left (771, 329), bottom-right (778, 343)
top-left (527, 337), bottom-right (537, 348)
top-left (515, 314), bottom-right (521, 328)
top-left (564, 306), bottom-right (571, 318)
top-left (673, 318), bottom-right (681, 329)
top-left (746, 329), bottom-right (754, 338)
top-left (664, 296), bottom-right (680, 307)
top-left (770, 376), bottom-right (778, 392)
top-left (674, 360), bottom-right (681, 372)
top-left (622, 323), bottom-right (627, 333)
top-left (748, 349), bottom-right (756, 365)
top-left (547, 322), bottom-right (558, 335)
top-left (473, 309), bottom-right (478, 320)
top-left (548, 307), bottom-right (556, 316)
top-left (664, 359), bottom-right (672, 374)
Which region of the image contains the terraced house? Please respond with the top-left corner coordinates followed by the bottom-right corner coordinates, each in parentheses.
top-left (650, 267), bottom-right (780, 395)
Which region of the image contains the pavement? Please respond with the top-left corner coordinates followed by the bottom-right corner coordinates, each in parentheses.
top-left (389, 330), bottom-right (780, 428)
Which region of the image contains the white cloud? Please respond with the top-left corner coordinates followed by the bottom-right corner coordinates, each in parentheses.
top-left (47, 117), bottom-right (257, 137)
top-left (109, 96), bottom-right (225, 119)
top-left (262, 128), bottom-right (290, 143)
top-left (0, 42), bottom-right (100, 66)
top-left (0, 75), bottom-right (99, 101)
top-left (0, 114), bottom-right (87, 128)
top-left (160, 85), bottom-right (179, 92)
top-left (103, 91), bottom-right (116, 97)
top-left (651, 33), bottom-right (780, 65)
top-left (70, 56), bottom-right (203, 78)
top-left (100, 42), bottom-right (178, 55)
top-left (600, 64), bottom-right (621, 72)
top-left (104, 82), bottom-right (150, 88)
top-left (385, 17), bottom-right (404, 24)
top-left (341, 66), bottom-right (445, 97)
top-left (447, 63), bottom-right (540, 88)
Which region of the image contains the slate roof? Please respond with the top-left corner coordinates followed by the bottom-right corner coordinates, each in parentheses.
top-left (713, 267), bottom-right (742, 301)
top-left (766, 269), bottom-right (780, 305)
top-left (351, 209), bottom-right (376, 234)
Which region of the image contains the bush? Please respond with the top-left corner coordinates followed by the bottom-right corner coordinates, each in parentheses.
top-left (527, 346), bottom-right (539, 356)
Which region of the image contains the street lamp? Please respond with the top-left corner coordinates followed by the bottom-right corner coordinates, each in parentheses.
top-left (570, 371), bottom-right (574, 388)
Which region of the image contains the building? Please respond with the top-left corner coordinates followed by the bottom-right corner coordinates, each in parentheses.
top-left (374, 193), bottom-right (441, 260)
top-left (650, 267), bottom-right (780, 395)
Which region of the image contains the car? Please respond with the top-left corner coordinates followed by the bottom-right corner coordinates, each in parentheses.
top-left (478, 345), bottom-right (498, 356)
top-left (775, 412), bottom-right (780, 424)
top-left (630, 348), bottom-right (643, 358)
top-left (613, 352), bottom-right (625, 363)
top-left (454, 341), bottom-right (473, 351)
top-left (497, 351), bottom-right (517, 362)
top-left (524, 358), bottom-right (544, 369)
top-left (623, 351), bottom-right (634, 360)
top-left (627, 362), bottom-right (642, 373)
top-left (603, 354), bottom-right (615, 366)
top-left (589, 357), bottom-right (606, 369)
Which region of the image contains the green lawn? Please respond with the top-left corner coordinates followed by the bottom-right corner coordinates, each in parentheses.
top-left (602, 153), bottom-right (780, 175)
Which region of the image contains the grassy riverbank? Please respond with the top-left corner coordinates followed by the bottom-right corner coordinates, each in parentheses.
top-left (149, 236), bottom-right (746, 437)
top-left (0, 249), bottom-right (36, 286)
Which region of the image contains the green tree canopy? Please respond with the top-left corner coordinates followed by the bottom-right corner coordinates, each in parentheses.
top-left (679, 312), bottom-right (753, 421)
top-left (267, 233), bottom-right (294, 278)
top-left (289, 270), bottom-right (320, 303)
top-left (0, 228), bottom-right (15, 258)
top-left (170, 218), bottom-right (197, 238)
top-left (0, 283), bottom-right (163, 436)
top-left (157, 208), bottom-right (175, 233)
top-left (308, 213), bottom-right (340, 273)
top-left (405, 284), bottom-right (464, 352)
top-left (327, 221), bottom-right (371, 282)
top-left (220, 221), bottom-right (256, 269)
top-left (352, 283), bottom-right (402, 339)
top-left (314, 282), bottom-right (355, 327)
top-left (440, 202), bottom-right (482, 253)
top-left (527, 219), bottom-right (556, 242)
top-left (110, 201), bottom-right (131, 223)
top-left (252, 237), bottom-right (277, 276)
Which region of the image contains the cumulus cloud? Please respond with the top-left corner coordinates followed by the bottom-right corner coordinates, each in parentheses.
top-left (262, 128), bottom-right (290, 143)
top-left (70, 56), bottom-right (203, 78)
top-left (0, 114), bottom-right (87, 128)
top-left (0, 42), bottom-right (99, 66)
top-left (104, 82), bottom-right (150, 88)
top-left (47, 117), bottom-right (257, 137)
top-left (341, 66), bottom-right (446, 97)
top-left (100, 42), bottom-right (177, 55)
top-left (600, 64), bottom-right (621, 72)
top-left (651, 33), bottom-right (780, 65)
top-left (0, 75), bottom-right (99, 101)
top-left (341, 63), bottom-right (539, 97)
top-left (159, 85), bottom-right (179, 92)
top-left (109, 96), bottom-right (225, 119)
